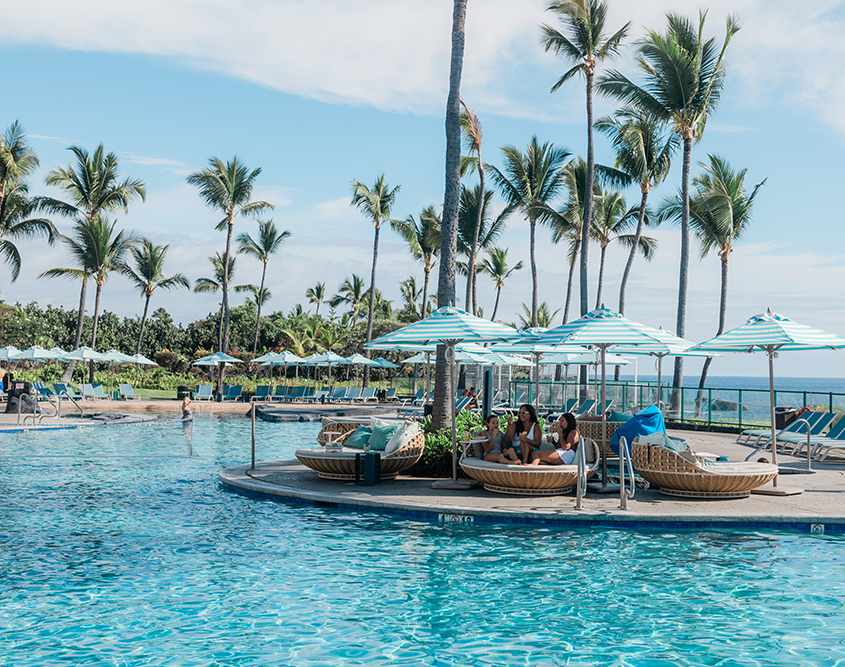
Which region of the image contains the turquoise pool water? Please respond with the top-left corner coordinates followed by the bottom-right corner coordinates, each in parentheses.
top-left (2, 415), bottom-right (844, 666)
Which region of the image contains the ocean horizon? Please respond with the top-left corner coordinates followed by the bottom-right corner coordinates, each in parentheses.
top-left (616, 374), bottom-right (845, 395)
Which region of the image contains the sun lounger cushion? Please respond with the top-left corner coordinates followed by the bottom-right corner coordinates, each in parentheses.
top-left (368, 417), bottom-right (404, 451)
top-left (385, 421), bottom-right (423, 455)
top-left (609, 410), bottom-right (633, 422)
top-left (344, 425), bottom-right (372, 450)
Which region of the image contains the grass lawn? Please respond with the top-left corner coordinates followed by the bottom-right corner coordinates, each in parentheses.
top-left (136, 388), bottom-right (178, 400)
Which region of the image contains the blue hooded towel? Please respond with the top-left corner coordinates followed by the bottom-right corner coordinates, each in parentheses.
top-left (609, 405), bottom-right (666, 455)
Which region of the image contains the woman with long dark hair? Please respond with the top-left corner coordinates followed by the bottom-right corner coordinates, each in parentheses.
top-left (505, 403), bottom-right (542, 464)
top-left (529, 412), bottom-right (579, 465)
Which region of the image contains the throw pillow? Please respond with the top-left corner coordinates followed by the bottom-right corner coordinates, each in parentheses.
top-left (385, 421), bottom-right (423, 455)
top-left (369, 418), bottom-right (404, 451)
top-left (344, 425), bottom-right (372, 450)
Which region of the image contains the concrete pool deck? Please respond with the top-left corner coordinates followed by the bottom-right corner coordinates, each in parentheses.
top-left (220, 427), bottom-right (845, 532)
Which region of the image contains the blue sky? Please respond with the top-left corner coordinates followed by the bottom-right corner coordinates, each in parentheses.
top-left (2, 0), bottom-right (845, 378)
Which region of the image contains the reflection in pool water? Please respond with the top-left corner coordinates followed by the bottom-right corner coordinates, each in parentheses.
top-left (1, 414), bottom-right (844, 666)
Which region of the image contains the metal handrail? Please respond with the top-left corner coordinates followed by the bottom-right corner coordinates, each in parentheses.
top-left (58, 390), bottom-right (84, 417)
top-left (618, 436), bottom-right (635, 510)
top-left (575, 437), bottom-right (588, 510)
top-left (745, 417), bottom-right (811, 463)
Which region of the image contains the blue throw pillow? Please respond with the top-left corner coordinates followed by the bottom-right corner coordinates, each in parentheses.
top-left (344, 425), bottom-right (372, 450)
top-left (369, 422), bottom-right (403, 451)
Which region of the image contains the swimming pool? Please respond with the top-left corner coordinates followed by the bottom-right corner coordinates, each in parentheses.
top-left (2, 415), bottom-right (844, 666)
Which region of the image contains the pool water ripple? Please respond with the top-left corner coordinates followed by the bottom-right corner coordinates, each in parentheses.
top-left (1, 415), bottom-right (845, 665)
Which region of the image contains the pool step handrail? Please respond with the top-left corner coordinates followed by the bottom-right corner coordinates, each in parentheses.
top-left (618, 436), bottom-right (635, 510)
top-left (58, 390), bottom-right (84, 418)
top-left (575, 436), bottom-right (587, 510)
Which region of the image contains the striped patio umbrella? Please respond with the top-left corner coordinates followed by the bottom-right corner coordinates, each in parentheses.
top-left (365, 307), bottom-right (521, 489)
top-left (535, 308), bottom-right (670, 492)
top-left (0, 346), bottom-right (20, 361)
top-left (691, 309), bottom-right (845, 481)
top-left (12, 346), bottom-right (62, 383)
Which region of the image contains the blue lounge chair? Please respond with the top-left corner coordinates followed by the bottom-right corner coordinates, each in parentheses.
top-left (574, 398), bottom-right (596, 416)
top-left (774, 412), bottom-right (836, 452)
top-left (809, 417), bottom-right (845, 461)
top-left (251, 385), bottom-right (271, 402)
top-left (223, 385), bottom-right (243, 401)
top-left (736, 411), bottom-right (823, 446)
top-left (53, 382), bottom-right (82, 400)
top-left (399, 389), bottom-right (425, 406)
top-left (119, 383), bottom-right (141, 400)
top-left (82, 384), bottom-right (107, 400)
top-left (354, 387), bottom-right (378, 403)
top-left (384, 388), bottom-right (397, 402)
top-left (270, 386), bottom-right (287, 401)
top-left (195, 385), bottom-right (213, 401)
top-left (345, 388), bottom-right (362, 402)
top-left (33, 382), bottom-right (55, 400)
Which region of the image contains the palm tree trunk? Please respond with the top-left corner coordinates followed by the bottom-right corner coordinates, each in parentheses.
top-left (697, 255), bottom-right (729, 400)
top-left (615, 188), bottom-right (649, 381)
top-left (595, 244), bottom-right (607, 309)
top-left (61, 277), bottom-right (88, 382)
top-left (217, 304), bottom-right (224, 351)
top-left (529, 218), bottom-right (538, 327)
top-left (136, 292), bottom-right (152, 355)
top-left (363, 223), bottom-right (381, 388)
top-left (466, 162), bottom-right (485, 315)
top-left (433, 0), bottom-right (467, 432)
top-left (253, 261), bottom-right (267, 354)
top-left (671, 136), bottom-right (692, 408)
top-left (491, 285), bottom-right (501, 321)
top-left (555, 243), bottom-right (579, 382)
top-left (88, 280), bottom-right (103, 384)
top-left (422, 263), bottom-right (431, 320)
top-left (218, 212), bottom-right (235, 399)
top-left (579, 72), bottom-right (594, 319)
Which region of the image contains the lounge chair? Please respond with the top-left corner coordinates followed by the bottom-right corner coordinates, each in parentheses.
top-left (399, 389), bottom-right (426, 406)
top-left (344, 388), bottom-right (362, 402)
top-left (460, 437), bottom-right (600, 495)
top-left (119, 383), bottom-right (141, 400)
top-left (251, 385), bottom-right (272, 402)
top-left (53, 382), bottom-right (82, 400)
top-left (223, 385), bottom-right (243, 401)
top-left (809, 418), bottom-right (845, 461)
top-left (574, 398), bottom-right (596, 416)
top-left (195, 385), bottom-right (214, 401)
top-left (384, 387), bottom-right (397, 402)
top-left (353, 387), bottom-right (378, 403)
top-left (736, 411), bottom-right (823, 446)
top-left (631, 437), bottom-right (778, 499)
top-left (773, 412), bottom-right (836, 453)
top-left (270, 386), bottom-right (288, 401)
top-left (563, 398), bottom-right (578, 413)
top-left (325, 387), bottom-right (347, 403)
top-left (295, 418), bottom-right (425, 480)
top-left (92, 384), bottom-right (110, 400)
top-left (33, 382), bottom-right (55, 400)
top-left (82, 384), bottom-right (107, 400)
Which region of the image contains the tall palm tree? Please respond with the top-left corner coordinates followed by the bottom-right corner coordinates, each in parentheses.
top-left (457, 184), bottom-right (507, 314)
top-left (599, 10), bottom-right (740, 391)
top-left (37, 144), bottom-right (145, 373)
top-left (0, 181), bottom-right (56, 281)
top-left (595, 107), bottom-right (677, 316)
top-left (478, 247), bottom-right (523, 322)
top-left (187, 156), bottom-right (273, 358)
top-left (590, 190), bottom-right (658, 309)
top-left (459, 100), bottom-right (486, 314)
top-left (235, 282), bottom-right (272, 338)
top-left (659, 154), bottom-right (765, 392)
top-left (123, 239), bottom-right (189, 355)
top-left (40, 215), bottom-right (138, 380)
top-left (433, 0), bottom-right (468, 431)
top-left (541, 0), bottom-right (629, 318)
top-left (489, 137), bottom-right (570, 326)
top-left (194, 253), bottom-right (241, 352)
top-left (0, 121), bottom-right (40, 213)
top-left (399, 276), bottom-right (423, 319)
top-left (518, 302), bottom-right (560, 329)
top-left (237, 219), bottom-right (291, 353)
top-left (391, 206), bottom-right (441, 325)
top-left (330, 274), bottom-right (367, 323)
top-left (306, 282), bottom-right (327, 315)
top-left (350, 174), bottom-right (401, 354)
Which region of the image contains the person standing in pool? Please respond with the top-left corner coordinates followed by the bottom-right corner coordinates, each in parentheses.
top-left (505, 404), bottom-right (542, 465)
top-left (530, 413), bottom-right (579, 465)
top-left (476, 414), bottom-right (521, 464)
top-left (182, 396), bottom-right (193, 420)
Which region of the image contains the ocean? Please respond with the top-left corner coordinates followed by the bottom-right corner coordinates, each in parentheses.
top-left (618, 374), bottom-right (845, 395)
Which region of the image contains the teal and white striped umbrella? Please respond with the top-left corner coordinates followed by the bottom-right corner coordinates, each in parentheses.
top-left (0, 345), bottom-right (20, 361)
top-left (275, 351), bottom-right (306, 364)
top-left (402, 350), bottom-right (492, 365)
top-left (12, 345), bottom-right (62, 361)
top-left (193, 351), bottom-right (242, 366)
top-left (691, 310), bottom-right (845, 475)
top-left (63, 346), bottom-right (108, 362)
top-left (365, 306), bottom-right (519, 347)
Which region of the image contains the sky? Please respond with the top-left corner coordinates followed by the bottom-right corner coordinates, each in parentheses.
top-left (2, 0), bottom-right (845, 379)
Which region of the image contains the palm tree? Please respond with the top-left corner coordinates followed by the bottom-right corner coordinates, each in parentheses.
top-left (306, 282), bottom-right (327, 315)
top-left (659, 154), bottom-right (765, 393)
top-left (598, 10), bottom-right (740, 391)
top-left (595, 107), bottom-right (678, 316)
top-left (235, 282), bottom-right (272, 339)
top-left (330, 274), bottom-right (367, 322)
top-left (518, 302), bottom-right (560, 329)
top-left (590, 190), bottom-right (657, 309)
top-left (459, 100), bottom-right (486, 313)
top-left (0, 121), bottom-right (40, 213)
top-left (37, 144), bottom-right (145, 369)
top-left (40, 215), bottom-right (138, 380)
top-left (489, 136), bottom-right (570, 326)
top-left (194, 253), bottom-right (242, 351)
top-left (391, 206), bottom-right (441, 325)
top-left (0, 181), bottom-right (56, 281)
top-left (399, 277), bottom-right (423, 319)
top-left (541, 0), bottom-right (629, 318)
top-left (237, 219), bottom-right (290, 353)
top-left (187, 156), bottom-right (274, 358)
top-left (122, 239), bottom-right (190, 355)
top-left (433, 0), bottom-right (469, 431)
top-left (478, 247), bottom-right (523, 321)
top-left (457, 184), bottom-right (507, 314)
top-left (350, 174), bottom-right (401, 356)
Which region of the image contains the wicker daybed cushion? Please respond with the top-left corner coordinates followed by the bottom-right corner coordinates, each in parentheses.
top-left (631, 440), bottom-right (778, 499)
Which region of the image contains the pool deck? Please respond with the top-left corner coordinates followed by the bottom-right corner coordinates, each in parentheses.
top-left (221, 426), bottom-right (845, 532)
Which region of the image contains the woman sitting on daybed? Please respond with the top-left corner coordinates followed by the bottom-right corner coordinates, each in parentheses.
top-left (528, 412), bottom-right (579, 466)
top-left (505, 404), bottom-right (542, 464)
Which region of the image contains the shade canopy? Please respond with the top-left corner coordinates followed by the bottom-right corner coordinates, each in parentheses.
top-left (12, 345), bottom-right (62, 361)
top-left (63, 346), bottom-right (108, 362)
top-left (544, 352), bottom-right (630, 366)
top-left (193, 351), bottom-right (243, 366)
top-left (309, 351), bottom-right (347, 366)
top-left (101, 350), bottom-right (138, 364)
top-left (343, 353), bottom-right (375, 365)
top-left (372, 357), bottom-right (399, 369)
top-left (252, 351), bottom-right (280, 363)
top-left (275, 351), bottom-right (306, 364)
top-left (489, 328), bottom-right (589, 355)
top-left (365, 306), bottom-right (519, 347)
top-left (0, 346), bottom-right (20, 361)
top-left (127, 353), bottom-right (158, 366)
top-left (403, 350), bottom-right (491, 365)
top-left (480, 352), bottom-right (533, 367)
top-left (534, 308), bottom-right (667, 347)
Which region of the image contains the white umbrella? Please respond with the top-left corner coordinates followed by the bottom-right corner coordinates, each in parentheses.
top-left (0, 345), bottom-right (20, 361)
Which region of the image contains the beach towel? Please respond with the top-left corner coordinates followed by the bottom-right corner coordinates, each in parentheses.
top-left (609, 405), bottom-right (666, 455)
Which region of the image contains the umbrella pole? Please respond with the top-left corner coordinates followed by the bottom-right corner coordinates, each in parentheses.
top-left (656, 356), bottom-right (662, 409)
top-left (588, 344), bottom-right (619, 494)
top-left (769, 348), bottom-right (779, 475)
top-left (534, 353), bottom-right (540, 413)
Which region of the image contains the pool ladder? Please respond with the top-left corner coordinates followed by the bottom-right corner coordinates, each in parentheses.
top-left (617, 436), bottom-right (636, 510)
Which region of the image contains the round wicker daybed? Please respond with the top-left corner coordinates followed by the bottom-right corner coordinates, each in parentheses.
top-left (631, 441), bottom-right (778, 499)
top-left (295, 419), bottom-right (425, 481)
top-left (459, 439), bottom-right (600, 496)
